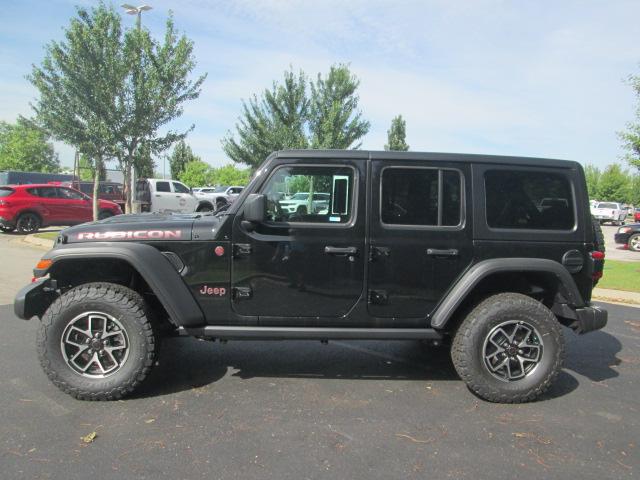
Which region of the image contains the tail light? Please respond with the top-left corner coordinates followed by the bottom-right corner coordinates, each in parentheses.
top-left (589, 251), bottom-right (605, 280)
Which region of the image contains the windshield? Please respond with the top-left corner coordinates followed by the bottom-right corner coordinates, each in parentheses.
top-left (212, 186), bottom-right (228, 193)
top-left (290, 193), bottom-right (309, 200)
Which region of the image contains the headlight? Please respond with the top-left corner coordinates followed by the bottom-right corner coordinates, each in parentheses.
top-left (618, 227), bottom-right (632, 233)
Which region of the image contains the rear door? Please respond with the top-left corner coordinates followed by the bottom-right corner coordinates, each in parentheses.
top-left (368, 159), bottom-right (474, 321)
top-left (230, 159), bottom-right (366, 321)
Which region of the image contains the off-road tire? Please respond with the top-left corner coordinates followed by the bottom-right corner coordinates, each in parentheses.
top-left (451, 293), bottom-right (565, 403)
top-left (37, 282), bottom-right (157, 401)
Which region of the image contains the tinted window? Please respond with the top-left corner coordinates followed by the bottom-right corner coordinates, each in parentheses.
top-left (27, 186), bottom-right (58, 199)
top-left (0, 187), bottom-right (15, 198)
top-left (156, 181), bottom-right (171, 193)
top-left (261, 165), bottom-right (354, 224)
top-left (79, 184), bottom-right (93, 194)
top-left (57, 187), bottom-right (85, 200)
top-left (172, 182), bottom-right (190, 194)
top-left (485, 170), bottom-right (574, 230)
top-left (381, 167), bottom-right (462, 227)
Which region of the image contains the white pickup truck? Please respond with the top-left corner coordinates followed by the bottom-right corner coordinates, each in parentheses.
top-left (134, 178), bottom-right (216, 213)
top-left (591, 202), bottom-right (626, 225)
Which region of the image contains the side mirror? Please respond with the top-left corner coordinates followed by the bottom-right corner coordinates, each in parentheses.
top-left (243, 194), bottom-right (266, 222)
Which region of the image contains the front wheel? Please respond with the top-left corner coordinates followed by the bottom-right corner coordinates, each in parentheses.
top-left (628, 233), bottom-right (640, 252)
top-left (451, 293), bottom-right (565, 403)
top-left (37, 283), bottom-right (158, 400)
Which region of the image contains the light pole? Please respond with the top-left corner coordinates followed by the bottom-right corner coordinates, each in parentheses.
top-left (121, 4), bottom-right (153, 211)
top-left (120, 4), bottom-right (153, 28)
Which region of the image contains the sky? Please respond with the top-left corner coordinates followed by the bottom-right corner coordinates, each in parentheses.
top-left (1, 0), bottom-right (640, 174)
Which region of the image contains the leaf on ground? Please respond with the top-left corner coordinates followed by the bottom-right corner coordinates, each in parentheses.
top-left (81, 432), bottom-right (98, 443)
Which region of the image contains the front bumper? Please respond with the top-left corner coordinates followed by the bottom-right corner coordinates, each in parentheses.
top-left (14, 278), bottom-right (57, 320)
top-left (0, 216), bottom-right (16, 228)
top-left (614, 232), bottom-right (630, 245)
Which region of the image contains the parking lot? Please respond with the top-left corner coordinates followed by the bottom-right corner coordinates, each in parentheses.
top-left (0, 230), bottom-right (638, 479)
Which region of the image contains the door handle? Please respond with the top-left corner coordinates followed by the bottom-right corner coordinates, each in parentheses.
top-left (427, 248), bottom-right (459, 257)
top-left (325, 246), bottom-right (358, 256)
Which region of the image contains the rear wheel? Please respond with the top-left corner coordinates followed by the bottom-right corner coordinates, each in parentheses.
top-left (37, 283), bottom-right (158, 400)
top-left (451, 293), bottom-right (565, 403)
top-left (17, 213), bottom-right (41, 234)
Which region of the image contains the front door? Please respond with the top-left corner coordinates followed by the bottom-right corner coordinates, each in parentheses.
top-left (368, 160), bottom-right (473, 320)
top-left (231, 161), bottom-right (366, 322)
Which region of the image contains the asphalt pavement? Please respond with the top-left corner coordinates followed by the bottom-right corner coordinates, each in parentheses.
top-left (0, 228), bottom-right (638, 479)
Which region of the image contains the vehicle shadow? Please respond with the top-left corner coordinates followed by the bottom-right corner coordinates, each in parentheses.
top-left (134, 332), bottom-right (621, 402)
top-left (562, 328), bottom-right (622, 382)
top-left (135, 338), bottom-right (460, 399)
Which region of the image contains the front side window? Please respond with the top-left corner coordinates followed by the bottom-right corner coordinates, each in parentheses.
top-left (381, 167), bottom-right (462, 227)
top-left (57, 187), bottom-right (85, 200)
top-left (261, 165), bottom-right (354, 224)
top-left (173, 182), bottom-right (190, 194)
top-left (485, 170), bottom-right (575, 230)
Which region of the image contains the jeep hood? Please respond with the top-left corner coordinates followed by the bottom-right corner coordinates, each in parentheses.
top-left (56, 213), bottom-right (225, 245)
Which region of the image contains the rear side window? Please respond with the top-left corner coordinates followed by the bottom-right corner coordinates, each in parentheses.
top-left (485, 170), bottom-right (575, 230)
top-left (0, 187), bottom-right (15, 198)
top-left (156, 181), bottom-right (171, 193)
top-left (381, 167), bottom-right (462, 227)
top-left (27, 186), bottom-right (58, 198)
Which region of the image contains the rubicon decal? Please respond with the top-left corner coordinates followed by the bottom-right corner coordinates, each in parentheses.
top-left (77, 230), bottom-right (183, 240)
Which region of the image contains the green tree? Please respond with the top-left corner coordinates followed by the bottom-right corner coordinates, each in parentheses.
top-left (384, 115), bottom-right (410, 151)
top-left (584, 164), bottom-right (601, 199)
top-left (167, 140), bottom-right (200, 179)
top-left (210, 164), bottom-right (252, 186)
top-left (629, 174), bottom-right (640, 206)
top-left (133, 143), bottom-right (156, 179)
top-left (222, 68), bottom-right (308, 169)
top-left (309, 63), bottom-right (370, 149)
top-left (0, 118), bottom-right (60, 172)
top-left (114, 13), bottom-right (206, 211)
top-left (619, 70), bottom-right (640, 171)
top-left (28, 2), bottom-right (125, 219)
top-left (178, 159), bottom-right (212, 186)
top-left (598, 163), bottom-right (631, 202)
top-left (78, 154), bottom-right (107, 181)
top-left (222, 64), bottom-right (370, 169)
top-left (29, 2), bottom-right (206, 215)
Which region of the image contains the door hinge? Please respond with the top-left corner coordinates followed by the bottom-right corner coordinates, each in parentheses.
top-left (233, 244), bottom-right (252, 257)
top-left (232, 287), bottom-right (252, 299)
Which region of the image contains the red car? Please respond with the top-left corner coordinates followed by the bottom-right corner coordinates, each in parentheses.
top-left (635, 209), bottom-right (640, 223)
top-left (0, 184), bottom-right (122, 234)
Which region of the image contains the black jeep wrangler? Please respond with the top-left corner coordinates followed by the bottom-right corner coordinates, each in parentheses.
top-left (14, 150), bottom-right (607, 403)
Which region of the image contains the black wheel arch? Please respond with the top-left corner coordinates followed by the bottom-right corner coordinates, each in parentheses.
top-left (21, 243), bottom-right (205, 327)
top-left (431, 258), bottom-right (587, 332)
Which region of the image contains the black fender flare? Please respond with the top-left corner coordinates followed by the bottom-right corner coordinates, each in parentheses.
top-left (430, 258), bottom-right (586, 329)
top-left (31, 243), bottom-right (205, 327)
